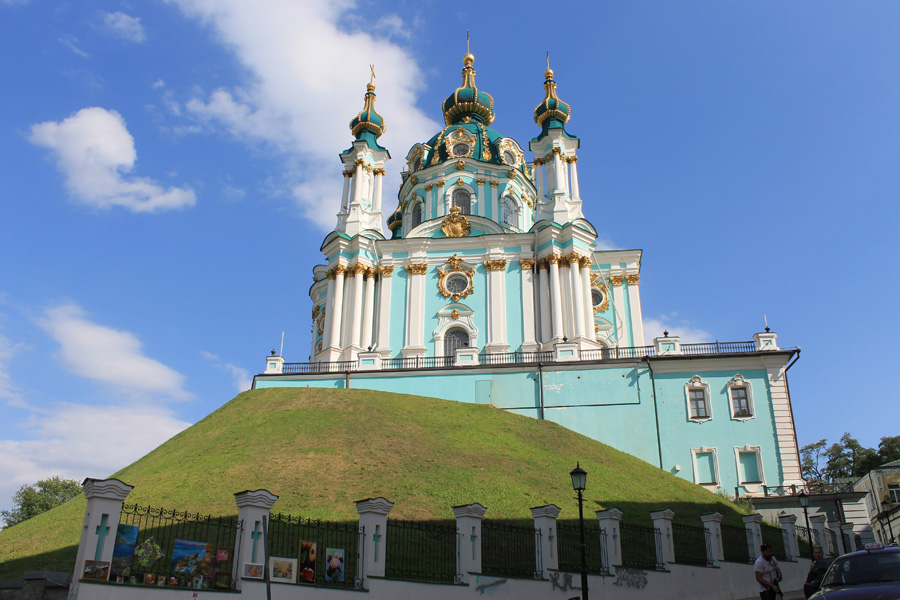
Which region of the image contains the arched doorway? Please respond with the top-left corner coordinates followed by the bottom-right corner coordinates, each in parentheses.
top-left (444, 328), bottom-right (469, 356)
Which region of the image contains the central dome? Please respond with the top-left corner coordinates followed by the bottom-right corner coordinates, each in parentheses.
top-left (441, 53), bottom-right (495, 126)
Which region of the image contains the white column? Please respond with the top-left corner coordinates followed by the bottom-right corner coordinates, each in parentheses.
top-left (321, 276), bottom-right (336, 356)
top-left (610, 274), bottom-right (628, 346)
top-left (361, 269), bottom-right (377, 351)
top-left (828, 520), bottom-right (845, 554)
top-left (484, 259), bottom-right (509, 353)
top-left (374, 266), bottom-right (393, 355)
top-left (580, 257), bottom-right (596, 341)
top-left (538, 262), bottom-right (551, 343)
top-left (533, 159), bottom-right (545, 200)
top-left (340, 171), bottom-right (351, 211)
top-left (355, 497), bottom-right (394, 583)
top-left (73, 478), bottom-right (134, 584)
top-left (454, 503), bottom-right (487, 582)
top-left (559, 262), bottom-right (573, 340)
top-left (403, 263), bottom-right (427, 356)
top-left (488, 181), bottom-right (498, 217)
top-left (531, 504), bottom-right (561, 574)
top-left (569, 157), bottom-right (581, 201)
top-left (366, 167), bottom-right (374, 208)
top-left (520, 259), bottom-right (538, 351)
top-left (351, 161), bottom-right (364, 205)
top-left (840, 523), bottom-right (856, 552)
top-left (651, 509), bottom-right (676, 565)
top-left (626, 274), bottom-right (645, 347)
top-left (596, 508), bottom-right (623, 568)
top-left (373, 169), bottom-right (384, 213)
top-left (561, 156), bottom-right (570, 196)
top-left (548, 254), bottom-right (564, 341)
top-left (552, 151), bottom-right (565, 194)
top-left (233, 489), bottom-right (279, 590)
top-left (349, 264), bottom-right (366, 350)
top-left (567, 253), bottom-right (585, 340)
top-left (328, 266), bottom-right (346, 350)
top-left (702, 512), bottom-right (725, 565)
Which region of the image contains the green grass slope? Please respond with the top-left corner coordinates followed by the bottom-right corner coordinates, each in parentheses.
top-left (0, 387), bottom-right (749, 580)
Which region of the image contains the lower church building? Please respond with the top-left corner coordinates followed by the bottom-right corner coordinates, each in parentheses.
top-left (253, 53), bottom-right (805, 499)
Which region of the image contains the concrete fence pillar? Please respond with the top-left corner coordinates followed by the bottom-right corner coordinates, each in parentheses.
top-left (650, 509), bottom-right (676, 565)
top-left (840, 523), bottom-right (856, 552)
top-left (701, 512), bottom-right (724, 565)
top-left (778, 514), bottom-right (799, 560)
top-left (596, 508), bottom-right (623, 568)
top-left (233, 489), bottom-right (279, 589)
top-left (809, 515), bottom-right (827, 552)
top-left (828, 521), bottom-right (845, 554)
top-left (73, 478), bottom-right (134, 584)
top-left (454, 503), bottom-right (487, 583)
top-left (742, 514), bottom-right (764, 559)
top-left (531, 504), bottom-right (561, 575)
top-left (356, 497), bottom-right (394, 583)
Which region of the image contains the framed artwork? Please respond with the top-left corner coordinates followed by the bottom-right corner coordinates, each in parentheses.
top-left (269, 557), bottom-right (297, 584)
top-left (243, 563), bottom-right (264, 579)
top-left (298, 541), bottom-right (316, 584)
top-left (111, 524), bottom-right (138, 576)
top-left (193, 576), bottom-right (203, 589)
top-left (216, 548), bottom-right (230, 562)
top-left (325, 548), bottom-right (345, 583)
top-left (212, 571), bottom-right (232, 589)
top-left (156, 578), bottom-right (166, 587)
top-left (143, 574), bottom-right (156, 585)
top-left (171, 539), bottom-right (214, 575)
top-left (82, 560), bottom-right (110, 581)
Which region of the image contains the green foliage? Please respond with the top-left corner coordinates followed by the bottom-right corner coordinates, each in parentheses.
top-left (801, 438), bottom-right (827, 481)
top-left (803, 433), bottom-right (899, 482)
top-left (1, 476), bottom-right (82, 528)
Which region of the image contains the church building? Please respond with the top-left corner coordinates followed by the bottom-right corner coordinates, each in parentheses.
top-left (254, 54), bottom-right (804, 499)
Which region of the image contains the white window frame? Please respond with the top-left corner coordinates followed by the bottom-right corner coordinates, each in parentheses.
top-left (691, 446), bottom-right (720, 491)
top-left (734, 445), bottom-right (765, 491)
top-left (409, 200), bottom-right (424, 230)
top-left (448, 186), bottom-right (475, 215)
top-left (684, 375), bottom-right (712, 422)
top-left (726, 374), bottom-right (755, 421)
top-left (889, 483), bottom-right (900, 504)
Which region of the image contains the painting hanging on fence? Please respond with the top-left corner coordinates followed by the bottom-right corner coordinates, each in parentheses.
top-left (110, 524), bottom-right (138, 576)
top-left (298, 540), bottom-right (317, 584)
top-left (269, 557), bottom-right (297, 583)
top-left (171, 539), bottom-right (214, 575)
top-left (243, 563), bottom-right (264, 579)
top-left (213, 571), bottom-right (232, 589)
top-left (325, 548), bottom-right (344, 582)
top-left (216, 548), bottom-right (230, 562)
top-left (82, 560), bottom-right (110, 581)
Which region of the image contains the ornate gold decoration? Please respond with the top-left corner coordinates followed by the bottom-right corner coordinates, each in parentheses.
top-left (533, 157), bottom-right (545, 166)
top-left (489, 181), bottom-right (498, 188)
top-left (405, 263), bottom-right (428, 275)
top-left (462, 116), bottom-right (471, 123)
top-left (456, 177), bottom-right (465, 186)
top-left (566, 156), bottom-right (578, 164)
top-left (342, 170), bottom-right (353, 178)
top-left (593, 284), bottom-right (610, 313)
top-left (352, 263), bottom-right (367, 275)
top-left (456, 160), bottom-right (465, 170)
top-left (626, 274), bottom-right (640, 285)
top-left (520, 258), bottom-right (535, 270)
top-left (424, 184), bottom-right (433, 192)
top-left (378, 265), bottom-right (394, 277)
top-left (546, 253), bottom-right (561, 265)
top-left (594, 323), bottom-right (600, 333)
top-left (579, 256), bottom-right (592, 269)
top-left (407, 146), bottom-right (425, 172)
top-left (443, 127), bottom-right (475, 159)
top-left (610, 275), bottom-right (624, 287)
top-left (365, 267), bottom-right (377, 279)
top-left (496, 138), bottom-right (523, 168)
top-left (451, 309), bottom-right (460, 320)
top-left (484, 259), bottom-right (507, 271)
top-left (312, 305), bottom-right (321, 319)
top-left (477, 122), bottom-right (492, 161)
top-left (536, 258), bottom-right (549, 270)
top-left (441, 205), bottom-right (471, 238)
top-left (365, 164), bottom-right (373, 173)
top-left (551, 147), bottom-right (562, 155)
top-left (373, 168), bottom-right (386, 176)
top-left (565, 252), bottom-right (582, 265)
top-left (333, 264), bottom-right (348, 276)
top-left (476, 178), bottom-right (486, 185)
top-left (508, 170), bottom-right (516, 179)
top-left (410, 175), bottom-right (418, 185)
top-left (437, 180), bottom-right (445, 187)
top-left (437, 255), bottom-right (475, 302)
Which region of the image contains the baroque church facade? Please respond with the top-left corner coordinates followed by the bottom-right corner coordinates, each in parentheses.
top-left (255, 54), bottom-right (804, 498)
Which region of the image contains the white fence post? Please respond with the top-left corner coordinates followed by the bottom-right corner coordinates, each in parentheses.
top-left (743, 514), bottom-right (764, 560)
top-left (778, 514), bottom-right (799, 560)
top-left (355, 497), bottom-right (394, 583)
top-left (454, 503), bottom-right (487, 583)
top-left (810, 515), bottom-right (828, 553)
top-left (650, 509), bottom-right (675, 565)
top-left (840, 523), bottom-right (857, 552)
top-left (596, 508), bottom-right (623, 568)
top-left (72, 478), bottom-right (134, 585)
top-left (233, 489), bottom-right (279, 589)
top-left (701, 512), bottom-right (724, 565)
top-left (531, 504), bottom-right (561, 575)
top-left (828, 520), bottom-right (845, 555)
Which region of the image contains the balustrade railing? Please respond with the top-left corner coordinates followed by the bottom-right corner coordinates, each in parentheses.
top-left (825, 528), bottom-right (838, 557)
top-left (796, 525), bottom-right (814, 559)
top-left (762, 482), bottom-right (856, 496)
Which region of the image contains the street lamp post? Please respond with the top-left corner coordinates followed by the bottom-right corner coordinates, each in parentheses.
top-left (881, 500), bottom-right (895, 543)
top-left (799, 491), bottom-right (813, 556)
top-left (570, 463), bottom-right (589, 600)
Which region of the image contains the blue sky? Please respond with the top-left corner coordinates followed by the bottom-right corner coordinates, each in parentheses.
top-left (1, 0), bottom-right (898, 510)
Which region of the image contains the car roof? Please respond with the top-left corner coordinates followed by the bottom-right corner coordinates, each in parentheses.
top-left (838, 546), bottom-right (900, 559)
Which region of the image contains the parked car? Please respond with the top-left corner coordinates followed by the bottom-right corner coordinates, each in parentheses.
top-left (809, 543), bottom-right (900, 599)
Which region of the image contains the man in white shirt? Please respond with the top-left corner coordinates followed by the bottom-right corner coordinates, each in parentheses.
top-left (754, 543), bottom-right (782, 600)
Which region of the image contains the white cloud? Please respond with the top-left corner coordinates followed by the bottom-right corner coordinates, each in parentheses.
top-left (38, 304), bottom-right (189, 398)
top-left (0, 332), bottom-right (27, 408)
top-left (29, 107), bottom-right (196, 213)
top-left (59, 34), bottom-right (89, 58)
top-left (643, 314), bottom-right (712, 345)
top-left (151, 79), bottom-right (166, 89)
top-left (0, 403), bottom-right (190, 509)
top-left (101, 11), bottom-right (147, 43)
top-left (201, 351), bottom-right (251, 393)
top-left (169, 0), bottom-right (439, 229)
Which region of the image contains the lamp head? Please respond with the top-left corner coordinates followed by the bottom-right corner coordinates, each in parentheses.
top-left (798, 491), bottom-right (808, 508)
top-left (570, 463), bottom-right (587, 492)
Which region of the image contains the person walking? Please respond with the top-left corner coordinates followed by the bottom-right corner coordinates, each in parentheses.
top-left (755, 543), bottom-right (783, 600)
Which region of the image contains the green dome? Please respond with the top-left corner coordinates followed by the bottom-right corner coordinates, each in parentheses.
top-left (386, 202), bottom-right (403, 239)
top-left (349, 82), bottom-right (385, 143)
top-left (442, 54), bottom-right (495, 126)
top-left (533, 69), bottom-right (570, 130)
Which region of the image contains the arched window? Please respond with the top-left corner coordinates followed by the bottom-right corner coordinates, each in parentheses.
top-left (452, 189), bottom-right (471, 215)
top-left (501, 198), bottom-right (516, 227)
top-left (591, 289), bottom-right (604, 307)
top-left (444, 328), bottom-right (469, 356)
top-left (411, 202), bottom-right (423, 228)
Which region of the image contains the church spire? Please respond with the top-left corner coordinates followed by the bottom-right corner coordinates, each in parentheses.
top-left (349, 65), bottom-right (386, 146)
top-left (533, 53), bottom-right (571, 133)
top-left (442, 52), bottom-right (495, 126)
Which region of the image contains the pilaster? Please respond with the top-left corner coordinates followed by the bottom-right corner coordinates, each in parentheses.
top-left (547, 254), bottom-right (564, 341)
top-left (361, 268), bottom-right (377, 350)
top-left (596, 508), bottom-right (623, 567)
top-left (742, 514), bottom-right (764, 559)
top-left (73, 478), bottom-right (134, 584)
top-left (531, 504), bottom-right (561, 574)
top-left (840, 523), bottom-right (856, 552)
top-left (537, 261), bottom-right (551, 344)
top-left (625, 274), bottom-right (644, 347)
top-left (233, 489), bottom-right (279, 590)
top-left (810, 514), bottom-right (827, 550)
top-left (374, 266), bottom-right (393, 356)
top-left (779, 514), bottom-right (799, 560)
top-left (828, 521), bottom-right (845, 554)
top-left (356, 497), bottom-right (394, 583)
top-left (520, 258), bottom-right (539, 351)
top-left (484, 258), bottom-right (509, 354)
top-left (650, 509), bottom-right (676, 565)
top-left (454, 503), bottom-right (487, 582)
top-left (701, 512), bottom-right (724, 564)
top-left (402, 263), bottom-right (427, 357)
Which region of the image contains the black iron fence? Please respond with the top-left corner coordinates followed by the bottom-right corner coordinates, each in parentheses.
top-left (478, 351), bottom-right (552, 365)
top-left (841, 531), bottom-right (851, 554)
top-left (113, 504), bottom-right (241, 589)
top-left (557, 521), bottom-right (608, 575)
top-left (760, 524), bottom-right (788, 561)
top-left (721, 524), bottom-right (752, 563)
top-left (266, 513), bottom-right (361, 588)
top-left (620, 523), bottom-right (664, 570)
top-left (672, 523), bottom-right (713, 566)
top-left (825, 528), bottom-right (838, 557)
top-left (384, 519), bottom-right (459, 583)
top-left (796, 526), bottom-right (814, 559)
top-left (481, 521), bottom-right (541, 579)
top-left (282, 360), bottom-right (357, 374)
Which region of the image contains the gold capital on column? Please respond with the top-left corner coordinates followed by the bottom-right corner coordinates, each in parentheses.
top-left (626, 274), bottom-right (640, 285)
top-left (546, 253), bottom-right (561, 265)
top-left (519, 258), bottom-right (535, 270)
top-left (378, 265), bottom-right (394, 277)
top-left (484, 259), bottom-right (507, 271)
top-left (405, 263), bottom-right (428, 275)
top-left (610, 275), bottom-right (624, 287)
top-left (565, 252), bottom-right (581, 265)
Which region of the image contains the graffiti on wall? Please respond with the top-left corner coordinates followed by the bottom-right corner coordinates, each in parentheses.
top-left (549, 572), bottom-right (581, 593)
top-left (475, 575), bottom-right (508, 595)
top-left (613, 566), bottom-right (648, 589)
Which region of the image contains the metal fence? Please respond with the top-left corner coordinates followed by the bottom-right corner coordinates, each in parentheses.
top-left (557, 521), bottom-right (608, 575)
top-left (620, 523), bottom-right (664, 570)
top-left (481, 521), bottom-right (541, 579)
top-left (384, 519), bottom-right (459, 583)
top-left (721, 524), bottom-right (752, 563)
top-left (114, 504), bottom-right (241, 589)
top-left (825, 528), bottom-right (838, 557)
top-left (760, 524), bottom-right (788, 561)
top-left (267, 513), bottom-right (362, 588)
top-left (672, 523), bottom-right (713, 566)
top-left (478, 351), bottom-right (552, 365)
top-left (841, 531), bottom-right (851, 554)
top-left (796, 526), bottom-right (814, 559)
top-left (282, 360), bottom-right (357, 374)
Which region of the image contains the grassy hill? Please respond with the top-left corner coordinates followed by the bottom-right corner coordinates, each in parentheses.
top-left (0, 387), bottom-right (750, 580)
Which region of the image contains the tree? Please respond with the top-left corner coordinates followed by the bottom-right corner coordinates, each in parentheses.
top-left (1, 476), bottom-right (82, 527)
top-left (821, 433), bottom-right (879, 480)
top-left (801, 438), bottom-right (828, 481)
top-left (876, 436), bottom-right (900, 465)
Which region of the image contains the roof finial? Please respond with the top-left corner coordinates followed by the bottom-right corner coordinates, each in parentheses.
top-left (545, 50), bottom-right (554, 80)
top-left (369, 64), bottom-right (376, 86)
top-left (467, 30), bottom-right (470, 55)
top-left (546, 51), bottom-right (550, 71)
top-left (764, 314), bottom-right (770, 333)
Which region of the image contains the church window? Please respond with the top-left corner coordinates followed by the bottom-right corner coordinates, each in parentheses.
top-left (736, 447), bottom-right (763, 484)
top-left (501, 198), bottom-right (516, 227)
top-left (452, 189), bottom-right (471, 214)
top-left (444, 328), bottom-right (469, 356)
top-left (411, 202), bottom-right (423, 228)
top-left (591, 289), bottom-right (604, 307)
top-left (452, 142), bottom-right (470, 157)
top-left (503, 149), bottom-right (517, 166)
top-left (692, 447), bottom-right (719, 486)
top-left (685, 375), bottom-right (711, 422)
top-left (445, 273), bottom-right (469, 294)
top-left (726, 374), bottom-right (754, 420)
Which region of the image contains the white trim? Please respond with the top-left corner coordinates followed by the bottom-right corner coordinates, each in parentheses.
top-left (685, 375), bottom-right (712, 423)
top-left (432, 304), bottom-right (479, 355)
top-left (734, 445), bottom-right (765, 493)
top-left (691, 446), bottom-right (720, 492)
top-left (726, 374), bottom-right (755, 421)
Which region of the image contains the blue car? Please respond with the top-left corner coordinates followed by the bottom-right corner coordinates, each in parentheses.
top-left (810, 543), bottom-right (900, 600)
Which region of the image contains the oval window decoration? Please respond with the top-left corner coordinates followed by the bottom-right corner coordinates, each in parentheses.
top-left (446, 273), bottom-right (469, 294)
top-left (503, 150), bottom-right (517, 166)
top-left (452, 142), bottom-right (470, 157)
top-left (437, 254), bottom-right (475, 302)
top-left (592, 288), bottom-right (604, 307)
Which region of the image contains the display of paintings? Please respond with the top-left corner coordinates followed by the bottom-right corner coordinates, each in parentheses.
top-left (82, 560), bottom-right (110, 581)
top-left (269, 557), bottom-right (297, 583)
top-left (325, 548), bottom-right (345, 583)
top-left (110, 524), bottom-right (138, 576)
top-left (243, 563), bottom-right (264, 579)
top-left (213, 571), bottom-right (232, 589)
top-left (171, 539), bottom-right (215, 575)
top-left (216, 548), bottom-right (230, 562)
top-left (298, 540), bottom-right (316, 584)
top-left (143, 574), bottom-right (156, 585)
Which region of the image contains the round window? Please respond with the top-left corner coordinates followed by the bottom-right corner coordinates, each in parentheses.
top-left (446, 273), bottom-right (469, 294)
top-left (503, 150), bottom-right (517, 166)
top-left (452, 142), bottom-right (470, 157)
top-left (591, 289), bottom-right (604, 307)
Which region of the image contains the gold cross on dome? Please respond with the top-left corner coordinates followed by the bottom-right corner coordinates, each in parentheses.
top-left (369, 64), bottom-right (376, 85)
